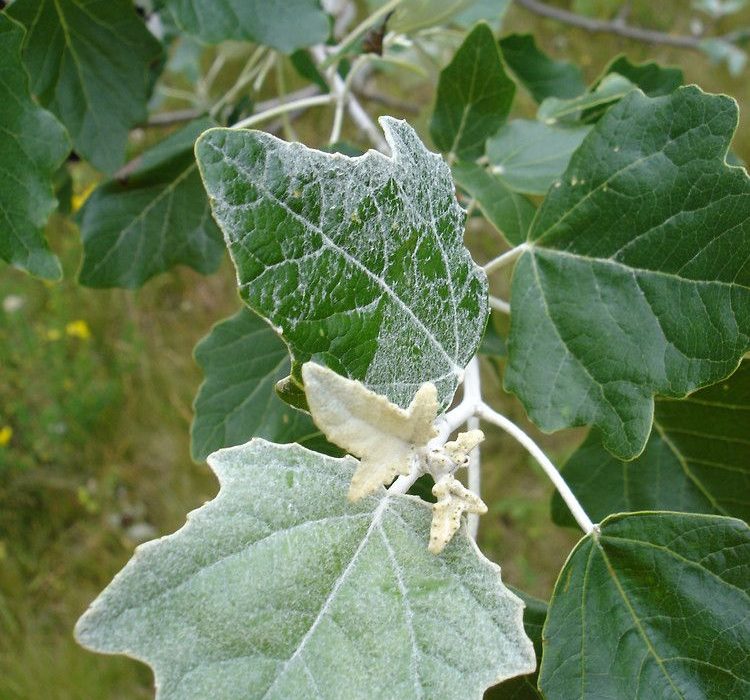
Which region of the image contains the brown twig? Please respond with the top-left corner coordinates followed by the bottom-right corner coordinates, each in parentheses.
top-left (513, 0), bottom-right (716, 51)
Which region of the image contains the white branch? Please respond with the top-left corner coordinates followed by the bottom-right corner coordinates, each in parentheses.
top-left (311, 45), bottom-right (389, 152)
top-left (476, 402), bottom-right (595, 535)
top-left (483, 243), bottom-right (528, 274)
top-left (231, 94), bottom-right (334, 130)
top-left (489, 296), bottom-right (511, 314)
top-left (466, 415), bottom-right (481, 538)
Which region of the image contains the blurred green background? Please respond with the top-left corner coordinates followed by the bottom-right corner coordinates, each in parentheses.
top-left (2, 1), bottom-right (750, 697)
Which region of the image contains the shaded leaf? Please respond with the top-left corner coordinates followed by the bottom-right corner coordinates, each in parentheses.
top-left (540, 512), bottom-right (750, 699)
top-left (161, 0), bottom-right (329, 53)
top-left (191, 308), bottom-right (333, 462)
top-left (537, 73), bottom-right (635, 124)
top-left (597, 55), bottom-right (683, 97)
top-left (77, 118), bottom-right (223, 288)
top-left (0, 14), bottom-right (69, 280)
top-left (553, 361), bottom-right (750, 525)
top-left (76, 440), bottom-right (536, 699)
top-left (486, 120), bottom-right (591, 195)
top-left (505, 86), bottom-right (750, 459)
top-left (498, 34), bottom-right (586, 104)
top-left (8, 0), bottom-right (162, 174)
top-left (196, 118), bottom-right (488, 411)
top-left (431, 22), bottom-right (515, 159)
top-left (452, 161), bottom-right (535, 246)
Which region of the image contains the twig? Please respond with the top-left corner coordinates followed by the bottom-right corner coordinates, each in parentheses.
top-left (476, 402), bottom-right (595, 535)
top-left (513, 0), bottom-right (720, 51)
top-left (145, 108), bottom-right (204, 127)
top-left (231, 94), bottom-right (335, 130)
top-left (489, 296), bottom-right (511, 314)
top-left (484, 243), bottom-right (528, 274)
top-left (311, 45), bottom-right (389, 152)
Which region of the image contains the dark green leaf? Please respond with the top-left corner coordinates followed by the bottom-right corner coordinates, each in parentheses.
top-left (486, 120), bottom-right (591, 195)
top-left (76, 440), bottom-right (536, 698)
top-left (597, 55), bottom-right (683, 97)
top-left (196, 118), bottom-right (488, 411)
top-left (191, 308), bottom-right (336, 462)
top-left (8, 0), bottom-right (162, 174)
top-left (479, 316), bottom-right (507, 358)
top-left (505, 87), bottom-right (750, 459)
top-left (487, 590), bottom-right (546, 699)
top-left (290, 49), bottom-right (329, 93)
top-left (553, 361), bottom-right (750, 525)
top-left (452, 161), bottom-right (535, 246)
top-left (540, 512), bottom-right (750, 699)
top-left (498, 34), bottom-right (586, 104)
top-left (77, 119), bottom-right (223, 288)
top-left (162, 0), bottom-right (330, 53)
top-left (0, 14), bottom-right (69, 280)
top-left (431, 22), bottom-right (515, 159)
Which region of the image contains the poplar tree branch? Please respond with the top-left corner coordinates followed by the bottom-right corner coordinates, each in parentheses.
top-left (514, 0), bottom-right (721, 51)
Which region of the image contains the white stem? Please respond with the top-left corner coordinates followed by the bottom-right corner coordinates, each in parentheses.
top-left (231, 94), bottom-right (334, 130)
top-left (466, 415), bottom-right (481, 538)
top-left (476, 402), bottom-right (595, 535)
top-left (330, 55), bottom-right (368, 144)
top-left (311, 45), bottom-right (389, 152)
top-left (489, 296), bottom-right (511, 314)
top-left (484, 244), bottom-right (528, 274)
top-left (253, 51), bottom-right (277, 92)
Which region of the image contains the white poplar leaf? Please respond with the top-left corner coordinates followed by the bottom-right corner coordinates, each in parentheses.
top-left (75, 440), bottom-right (536, 699)
top-left (302, 362), bottom-right (438, 500)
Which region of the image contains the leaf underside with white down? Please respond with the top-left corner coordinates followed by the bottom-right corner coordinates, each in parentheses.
top-left (506, 86), bottom-right (750, 459)
top-left (0, 14), bottom-right (69, 280)
top-left (430, 22), bottom-right (515, 160)
top-left (191, 309), bottom-right (332, 462)
top-left (162, 0), bottom-right (330, 53)
top-left (540, 512), bottom-right (750, 699)
top-left (78, 119), bottom-right (223, 288)
top-left (8, 0), bottom-right (161, 174)
top-left (553, 360), bottom-right (750, 525)
top-left (302, 362), bottom-right (437, 500)
top-left (196, 118), bottom-right (488, 410)
top-left (76, 440), bottom-right (535, 700)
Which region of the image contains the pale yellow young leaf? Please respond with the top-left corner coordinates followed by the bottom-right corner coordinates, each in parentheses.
top-left (302, 362), bottom-right (439, 500)
top-left (429, 474), bottom-right (488, 554)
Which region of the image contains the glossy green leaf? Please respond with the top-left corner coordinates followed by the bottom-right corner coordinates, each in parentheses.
top-left (537, 73), bottom-right (635, 124)
top-left (487, 591), bottom-right (546, 699)
top-left (77, 118), bottom-right (223, 288)
top-left (0, 14), bottom-right (69, 280)
top-left (553, 361), bottom-right (750, 525)
top-left (486, 120), bottom-right (591, 196)
top-left (540, 512), bottom-right (750, 699)
top-left (7, 0), bottom-right (162, 174)
top-left (191, 308), bottom-right (335, 461)
top-left (76, 440), bottom-right (536, 699)
top-left (452, 162), bottom-right (534, 246)
top-left (161, 0), bottom-right (330, 53)
top-left (431, 22), bottom-right (515, 159)
top-left (196, 118), bottom-right (488, 411)
top-left (498, 34), bottom-right (586, 104)
top-left (597, 56), bottom-right (683, 97)
top-left (505, 86), bottom-right (750, 459)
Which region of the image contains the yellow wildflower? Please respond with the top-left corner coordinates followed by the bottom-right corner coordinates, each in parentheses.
top-left (66, 319), bottom-right (91, 340)
top-left (0, 426), bottom-right (13, 447)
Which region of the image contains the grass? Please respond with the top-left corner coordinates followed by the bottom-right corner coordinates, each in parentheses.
top-left (2, 2), bottom-right (750, 696)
